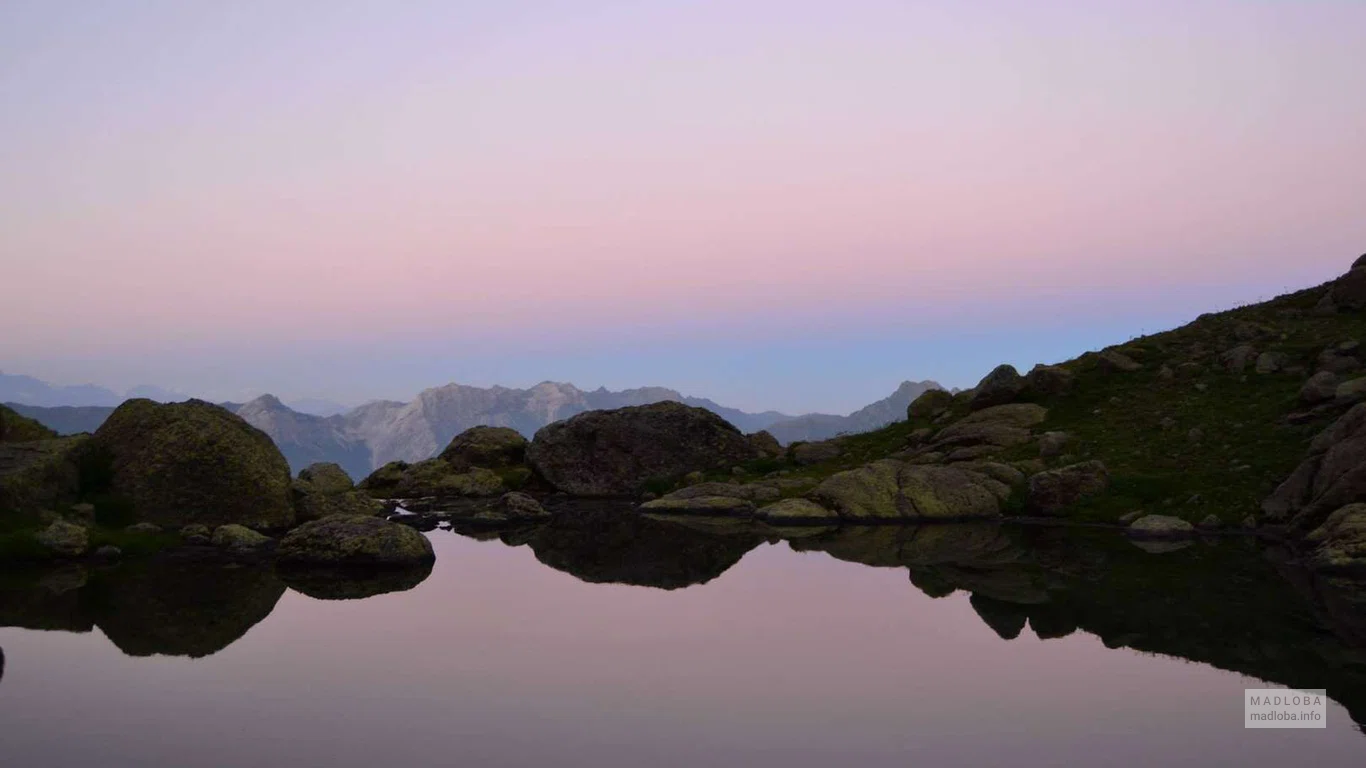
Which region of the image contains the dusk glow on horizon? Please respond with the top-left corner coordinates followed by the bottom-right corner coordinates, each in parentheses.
top-left (2, 1), bottom-right (1364, 413)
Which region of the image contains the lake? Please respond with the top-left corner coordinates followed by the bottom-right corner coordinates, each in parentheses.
top-left (2, 510), bottom-right (1365, 767)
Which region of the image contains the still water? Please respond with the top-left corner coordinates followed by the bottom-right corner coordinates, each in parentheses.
top-left (2, 512), bottom-right (1365, 767)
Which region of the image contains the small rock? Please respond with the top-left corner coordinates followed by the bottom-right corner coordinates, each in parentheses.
top-left (36, 521), bottom-right (88, 557)
top-left (1254, 352), bottom-right (1285, 374)
top-left (211, 524), bottom-right (272, 552)
top-left (125, 522), bottom-right (164, 535)
top-left (1157, 365), bottom-right (1175, 380)
top-left (682, 471), bottom-right (705, 486)
top-left (1118, 510), bottom-right (1144, 524)
top-left (94, 545), bottom-right (122, 559)
top-left (731, 466), bottom-right (745, 475)
top-left (178, 524), bottom-right (209, 538)
top-left (1159, 417), bottom-right (1177, 430)
top-left (1187, 428), bottom-right (1205, 443)
top-left (1301, 371), bottom-right (1340, 404)
top-left (1127, 515), bottom-right (1196, 539)
top-left (1242, 515), bottom-right (1259, 529)
top-left (1197, 514), bottom-right (1222, 529)
top-left (1194, 382), bottom-right (1209, 392)
top-left (1038, 431), bottom-right (1070, 458)
top-left (1220, 345), bottom-right (1258, 373)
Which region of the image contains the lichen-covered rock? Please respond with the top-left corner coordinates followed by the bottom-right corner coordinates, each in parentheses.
top-left (295, 463), bottom-right (354, 494)
top-left (639, 495), bottom-right (756, 515)
top-left (664, 482), bottom-right (780, 503)
top-left (1026, 461), bottom-right (1109, 515)
top-left (125, 522), bottom-right (163, 535)
top-left (438, 426), bottom-right (528, 470)
top-left (811, 460), bottom-right (1008, 521)
top-left (1022, 364), bottom-right (1074, 396)
top-left (36, 520), bottom-right (88, 557)
top-left (746, 431), bottom-right (783, 458)
top-left (0, 404), bottom-right (58, 443)
top-left (790, 439), bottom-right (843, 466)
top-left (277, 515), bottom-right (434, 567)
top-left (969, 365), bottom-right (1024, 410)
top-left (210, 525), bottom-right (272, 553)
top-left (90, 399), bottom-right (294, 529)
top-left (359, 459), bottom-right (504, 499)
top-left (754, 498), bottom-right (839, 525)
top-left (907, 389), bottom-right (954, 420)
top-left (526, 402), bottom-right (760, 496)
top-left (1301, 371), bottom-right (1340, 404)
top-left (955, 403), bottom-right (1048, 429)
top-left (930, 422), bottom-right (1032, 451)
top-left (1306, 504), bottom-right (1366, 572)
top-left (1127, 515), bottom-right (1195, 539)
top-left (1098, 350), bottom-right (1142, 373)
top-left (491, 491), bottom-right (550, 520)
top-left (0, 436), bottom-right (88, 517)
top-left (1265, 404), bottom-right (1366, 531)
top-left (358, 461), bottom-right (409, 495)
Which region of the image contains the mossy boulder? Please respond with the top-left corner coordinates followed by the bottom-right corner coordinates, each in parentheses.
top-left (358, 459), bottom-right (504, 499)
top-left (292, 462), bottom-right (383, 522)
top-left (1306, 504), bottom-right (1366, 572)
top-left (746, 430), bottom-right (783, 458)
top-left (907, 389), bottom-right (954, 420)
top-left (1026, 461), bottom-right (1110, 515)
top-left (210, 525), bottom-right (273, 553)
top-left (295, 462), bottom-right (354, 494)
top-left (755, 498), bottom-right (839, 525)
top-left (969, 364), bottom-right (1024, 409)
top-left (0, 436), bottom-right (88, 518)
top-left (527, 402), bottom-right (760, 496)
top-left (811, 460), bottom-right (1009, 521)
top-left (36, 520), bottom-right (88, 557)
top-left (90, 399), bottom-right (293, 530)
top-left (0, 405), bottom-right (58, 443)
top-left (277, 515), bottom-right (435, 567)
top-left (438, 426), bottom-right (528, 470)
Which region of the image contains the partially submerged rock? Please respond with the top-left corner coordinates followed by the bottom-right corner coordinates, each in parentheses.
top-left (1306, 504), bottom-right (1366, 572)
top-left (210, 525), bottom-right (272, 553)
top-left (359, 459), bottom-right (504, 499)
top-left (811, 460), bottom-right (1010, 521)
top-left (277, 515), bottom-right (435, 567)
top-left (639, 495), bottom-right (756, 515)
top-left (754, 498), bottom-right (839, 525)
top-left (1127, 515), bottom-right (1196, 539)
top-left (90, 399), bottom-right (294, 529)
top-left (527, 402), bottom-right (759, 496)
top-left (1026, 461), bottom-right (1109, 515)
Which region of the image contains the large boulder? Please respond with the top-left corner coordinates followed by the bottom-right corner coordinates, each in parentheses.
top-left (0, 436), bottom-right (88, 517)
top-left (1022, 364), bottom-right (1074, 397)
top-left (746, 431), bottom-right (783, 458)
top-left (527, 402), bottom-right (759, 496)
top-left (969, 365), bottom-right (1024, 410)
top-left (210, 524), bottom-right (273, 553)
top-left (36, 520), bottom-right (88, 557)
top-left (1329, 261), bottom-right (1366, 310)
top-left (295, 463), bottom-right (354, 494)
top-left (954, 403), bottom-right (1047, 429)
top-left (277, 515), bottom-right (434, 567)
top-left (1026, 461), bottom-right (1109, 515)
top-left (1306, 504), bottom-right (1366, 572)
top-left (292, 462), bottom-right (383, 522)
top-left (811, 460), bottom-right (1010, 521)
top-left (438, 426), bottom-right (528, 470)
top-left (90, 399), bottom-right (294, 530)
top-left (358, 459), bottom-right (504, 499)
top-left (1264, 404), bottom-right (1366, 531)
top-left (1302, 371), bottom-right (1340, 404)
top-left (790, 439), bottom-right (843, 466)
top-left (907, 389), bottom-right (954, 421)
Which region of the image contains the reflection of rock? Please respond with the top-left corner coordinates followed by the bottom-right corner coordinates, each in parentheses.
top-left (1129, 538), bottom-right (1194, 554)
top-left (524, 506), bottom-right (762, 590)
top-left (91, 560), bottom-right (286, 658)
top-left (0, 645), bottom-right (5, 688)
top-left (0, 567), bottom-right (96, 632)
top-left (970, 594), bottom-right (1029, 639)
top-left (279, 562), bottom-right (433, 600)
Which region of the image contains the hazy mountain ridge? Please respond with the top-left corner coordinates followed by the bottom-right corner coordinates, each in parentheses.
top-left (764, 380), bottom-right (946, 444)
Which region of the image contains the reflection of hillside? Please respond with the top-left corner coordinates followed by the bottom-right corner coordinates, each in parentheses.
top-left (792, 524), bottom-right (1366, 728)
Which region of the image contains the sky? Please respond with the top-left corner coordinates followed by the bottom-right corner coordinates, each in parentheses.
top-left (1, 0), bottom-right (1364, 415)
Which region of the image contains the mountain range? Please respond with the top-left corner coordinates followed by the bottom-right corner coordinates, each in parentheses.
top-left (5, 375), bottom-right (944, 479)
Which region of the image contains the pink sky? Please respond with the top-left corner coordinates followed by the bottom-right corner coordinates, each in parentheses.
top-left (1, 1), bottom-right (1363, 411)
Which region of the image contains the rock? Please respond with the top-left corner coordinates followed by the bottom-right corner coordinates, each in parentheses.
top-left (1157, 365), bottom-right (1175, 380)
top-left (295, 463), bottom-right (354, 494)
top-left (955, 461), bottom-right (1026, 488)
top-left (1317, 347), bottom-right (1361, 375)
top-left (124, 522), bottom-right (163, 535)
top-left (1127, 515), bottom-right (1195, 538)
top-left (0, 436), bottom-right (89, 519)
top-left (1264, 403), bottom-right (1366, 530)
top-left (908, 451), bottom-right (945, 465)
top-left (360, 459), bottom-right (504, 499)
top-left (454, 491), bottom-right (553, 525)
top-left (294, 487), bottom-right (384, 522)
top-left (1159, 417), bottom-right (1177, 430)
top-left (811, 460), bottom-right (1009, 521)
top-left (438, 426), bottom-right (528, 470)
top-left (639, 496), bottom-right (755, 515)
top-left (210, 525), bottom-right (272, 553)
top-left (1255, 352), bottom-right (1286, 374)
top-left (1306, 504), bottom-right (1366, 571)
top-left (955, 403), bottom-right (1047, 428)
top-left (1329, 262), bottom-right (1366, 309)
top-left (945, 446), bottom-right (1008, 462)
top-left (68, 503), bottom-right (96, 524)
top-left (1198, 514), bottom-right (1222, 529)
top-left (1302, 371), bottom-right (1339, 404)
top-left (1022, 364), bottom-right (1074, 396)
top-left (666, 482), bottom-right (781, 503)
top-left (754, 498), bottom-right (838, 525)
top-left (746, 431), bottom-right (783, 458)
top-left (1038, 432), bottom-right (1070, 458)
top-left (1336, 377), bottom-right (1366, 405)
top-left (1098, 350), bottom-right (1142, 372)
top-left (931, 422), bottom-right (1032, 450)
top-left (357, 461), bottom-right (408, 495)
top-left (1118, 510), bottom-right (1143, 524)
top-left (1009, 459), bottom-right (1047, 476)
top-left (1026, 461), bottom-right (1109, 515)
top-left (906, 389), bottom-right (954, 420)
top-left (178, 524), bottom-right (209, 539)
top-left (90, 399), bottom-right (294, 530)
top-left (682, 471), bottom-right (706, 485)
top-left (94, 545), bottom-right (122, 560)
top-left (492, 491), bottom-right (549, 520)
top-left (1187, 428), bottom-right (1205, 443)
top-left (277, 515), bottom-right (435, 567)
top-left (1243, 515), bottom-right (1259, 529)
top-left (526, 402), bottom-right (760, 496)
top-left (36, 521), bottom-right (88, 557)
top-left (1220, 345), bottom-right (1258, 373)
top-left (791, 440), bottom-right (843, 466)
top-left (1129, 538), bottom-right (1193, 554)
top-left (969, 365), bottom-right (1024, 409)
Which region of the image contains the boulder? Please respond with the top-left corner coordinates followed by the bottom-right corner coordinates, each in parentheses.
top-left (969, 365), bottom-right (1024, 410)
top-left (811, 460), bottom-right (1009, 521)
top-left (955, 403), bottom-right (1048, 429)
top-left (94, 545), bottom-right (122, 560)
top-left (1026, 461), bottom-right (1109, 515)
top-left (1337, 377), bottom-right (1366, 405)
top-left (954, 461), bottom-right (1026, 488)
top-left (358, 461), bottom-right (409, 495)
top-left (746, 431), bottom-right (783, 458)
top-left (1329, 262), bottom-right (1366, 310)
top-left (1306, 504), bottom-right (1366, 572)
top-left (791, 440), bottom-right (843, 466)
top-left (526, 402), bottom-right (759, 496)
top-left (1264, 404), bottom-right (1366, 531)
top-left (665, 482), bottom-right (781, 503)
top-left (1301, 371), bottom-right (1340, 404)
top-left (1038, 431), bottom-right (1070, 458)
top-left (178, 524), bottom-right (209, 539)
top-left (438, 426), bottom-right (527, 470)
top-left (1127, 515), bottom-right (1195, 539)
top-left (930, 422), bottom-right (1032, 450)
top-left (754, 498), bottom-right (839, 525)
top-left (36, 520), bottom-right (88, 557)
top-left (1317, 346), bottom-right (1361, 375)
top-left (1255, 352), bottom-right (1286, 374)
top-left (0, 404), bottom-right (58, 443)
top-left (1220, 345), bottom-right (1258, 373)
top-left (360, 459), bottom-right (504, 499)
top-left (1198, 514), bottom-right (1222, 529)
top-left (1098, 350), bottom-right (1142, 373)
top-left (295, 463), bottom-right (354, 494)
top-left (489, 491), bottom-right (550, 521)
top-left (210, 525), bottom-right (272, 553)
top-left (90, 399), bottom-right (294, 530)
top-left (639, 496), bottom-right (755, 515)
top-left (277, 515), bottom-right (435, 567)
top-left (125, 523), bottom-right (163, 535)
top-left (0, 436), bottom-right (87, 518)
top-left (907, 389), bottom-right (954, 420)
top-left (1022, 364), bottom-right (1074, 396)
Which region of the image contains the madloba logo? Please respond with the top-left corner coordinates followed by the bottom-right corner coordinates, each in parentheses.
top-left (1245, 688), bottom-right (1327, 729)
